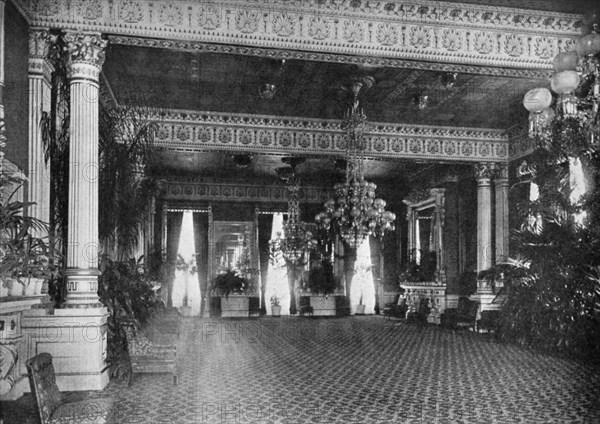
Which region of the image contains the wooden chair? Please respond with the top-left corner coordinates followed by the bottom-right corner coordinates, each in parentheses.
top-left (441, 297), bottom-right (479, 331)
top-left (120, 318), bottom-right (178, 386)
top-left (298, 296), bottom-right (313, 316)
top-left (26, 352), bottom-right (115, 424)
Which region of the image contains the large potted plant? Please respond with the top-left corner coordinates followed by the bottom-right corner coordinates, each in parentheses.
top-left (270, 295), bottom-right (281, 317)
top-left (211, 270), bottom-right (250, 317)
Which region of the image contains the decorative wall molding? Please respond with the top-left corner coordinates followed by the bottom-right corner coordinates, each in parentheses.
top-left (12, 0), bottom-right (582, 70)
top-left (149, 109), bottom-right (509, 163)
top-left (163, 177), bottom-right (333, 204)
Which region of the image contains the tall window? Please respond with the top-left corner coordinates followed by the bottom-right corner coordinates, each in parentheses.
top-left (350, 241), bottom-right (375, 314)
top-left (265, 213), bottom-right (290, 315)
top-left (172, 211), bottom-right (201, 315)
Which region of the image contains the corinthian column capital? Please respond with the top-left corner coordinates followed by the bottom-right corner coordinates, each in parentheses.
top-left (494, 163), bottom-right (509, 183)
top-left (28, 28), bottom-right (56, 81)
top-left (474, 163), bottom-right (496, 185)
top-left (63, 31), bottom-right (108, 82)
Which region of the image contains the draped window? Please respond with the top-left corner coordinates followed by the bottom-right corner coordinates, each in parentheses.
top-left (349, 240), bottom-right (375, 314)
top-left (257, 213), bottom-right (273, 315)
top-left (265, 213), bottom-right (290, 315)
top-left (172, 211), bottom-right (201, 316)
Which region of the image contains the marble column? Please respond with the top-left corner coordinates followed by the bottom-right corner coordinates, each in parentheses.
top-left (63, 32), bottom-right (107, 307)
top-left (27, 29), bottom-right (54, 229)
top-left (0, 0), bottom-right (5, 120)
top-left (475, 163), bottom-right (495, 274)
top-left (494, 164), bottom-right (509, 264)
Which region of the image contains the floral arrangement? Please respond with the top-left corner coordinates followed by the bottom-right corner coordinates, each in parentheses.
top-left (270, 295), bottom-right (281, 307)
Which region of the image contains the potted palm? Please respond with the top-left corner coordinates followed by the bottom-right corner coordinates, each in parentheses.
top-left (270, 295), bottom-right (281, 317)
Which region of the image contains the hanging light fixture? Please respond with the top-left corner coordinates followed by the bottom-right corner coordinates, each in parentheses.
top-left (523, 16), bottom-right (600, 143)
top-left (271, 159), bottom-right (316, 264)
top-left (315, 76), bottom-right (396, 249)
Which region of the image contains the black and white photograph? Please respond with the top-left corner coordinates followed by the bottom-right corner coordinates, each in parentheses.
top-left (1, 0), bottom-right (599, 423)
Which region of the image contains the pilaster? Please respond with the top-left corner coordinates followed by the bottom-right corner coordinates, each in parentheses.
top-left (494, 164), bottom-right (510, 263)
top-left (63, 31), bottom-right (107, 308)
top-left (475, 163), bottom-right (495, 275)
top-left (27, 28), bottom-right (55, 229)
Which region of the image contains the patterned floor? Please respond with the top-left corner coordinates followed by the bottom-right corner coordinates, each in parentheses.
top-left (2, 316), bottom-right (600, 424)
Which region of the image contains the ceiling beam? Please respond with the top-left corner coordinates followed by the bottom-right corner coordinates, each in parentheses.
top-left (148, 108), bottom-right (509, 163)
top-left (14, 0), bottom-right (580, 71)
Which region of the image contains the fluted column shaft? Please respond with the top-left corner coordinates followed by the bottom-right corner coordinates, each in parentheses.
top-left (475, 163), bottom-right (494, 274)
top-left (0, 0), bottom-right (5, 118)
top-left (495, 165), bottom-right (509, 264)
top-left (27, 29), bottom-right (54, 229)
top-left (63, 32), bottom-right (107, 307)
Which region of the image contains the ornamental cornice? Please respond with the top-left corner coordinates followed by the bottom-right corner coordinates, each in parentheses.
top-left (148, 109), bottom-right (509, 163)
top-left (13, 0), bottom-right (582, 70)
top-left (163, 178), bottom-right (333, 204)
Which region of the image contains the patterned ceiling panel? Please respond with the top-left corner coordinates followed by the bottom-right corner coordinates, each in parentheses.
top-left (103, 45), bottom-right (540, 130)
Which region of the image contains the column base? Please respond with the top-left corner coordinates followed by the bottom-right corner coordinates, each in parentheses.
top-left (63, 268), bottom-right (103, 308)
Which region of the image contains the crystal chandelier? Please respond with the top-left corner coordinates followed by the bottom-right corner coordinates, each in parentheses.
top-left (315, 76), bottom-right (396, 249)
top-left (523, 19), bottom-right (600, 142)
top-left (271, 161), bottom-right (315, 264)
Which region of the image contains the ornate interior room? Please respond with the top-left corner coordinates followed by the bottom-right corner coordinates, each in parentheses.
top-left (1, 1), bottom-right (600, 423)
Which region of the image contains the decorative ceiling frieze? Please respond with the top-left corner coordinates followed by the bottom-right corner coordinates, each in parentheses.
top-left (13, 0), bottom-right (581, 70)
top-left (163, 177), bottom-right (333, 204)
top-left (149, 109), bottom-right (509, 163)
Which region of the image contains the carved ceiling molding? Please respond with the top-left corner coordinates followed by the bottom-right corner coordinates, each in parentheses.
top-left (13, 0), bottom-right (581, 70)
top-left (163, 178), bottom-right (333, 204)
top-left (148, 109), bottom-right (509, 163)
top-left (108, 35), bottom-right (551, 79)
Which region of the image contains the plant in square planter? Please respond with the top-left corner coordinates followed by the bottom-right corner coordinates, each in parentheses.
top-left (306, 260), bottom-right (340, 316)
top-left (211, 270), bottom-right (250, 318)
top-left (270, 295), bottom-right (281, 317)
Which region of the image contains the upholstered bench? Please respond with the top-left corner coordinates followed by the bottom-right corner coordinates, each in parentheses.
top-left (26, 352), bottom-right (116, 424)
top-left (120, 318), bottom-right (178, 386)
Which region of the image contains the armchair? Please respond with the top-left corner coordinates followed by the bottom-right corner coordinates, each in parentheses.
top-left (120, 318), bottom-right (178, 386)
top-left (26, 352), bottom-right (116, 424)
top-left (441, 297), bottom-right (479, 331)
top-left (382, 295), bottom-right (408, 320)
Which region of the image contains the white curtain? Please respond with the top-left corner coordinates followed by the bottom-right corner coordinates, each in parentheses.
top-left (172, 211), bottom-right (202, 316)
top-left (349, 241), bottom-right (375, 314)
top-left (265, 213), bottom-right (290, 315)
